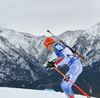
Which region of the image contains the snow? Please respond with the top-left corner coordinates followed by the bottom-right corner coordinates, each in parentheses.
top-left (0, 87), bottom-right (96, 98)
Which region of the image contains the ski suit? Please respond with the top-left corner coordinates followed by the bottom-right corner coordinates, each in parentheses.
top-left (52, 43), bottom-right (83, 98)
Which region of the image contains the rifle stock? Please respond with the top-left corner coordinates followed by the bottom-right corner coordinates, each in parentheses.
top-left (59, 40), bottom-right (76, 53)
top-left (59, 40), bottom-right (87, 61)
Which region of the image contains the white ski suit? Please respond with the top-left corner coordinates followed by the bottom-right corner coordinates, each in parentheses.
top-left (52, 43), bottom-right (83, 98)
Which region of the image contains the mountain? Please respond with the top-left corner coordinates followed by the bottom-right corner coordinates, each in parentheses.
top-left (0, 28), bottom-right (48, 87)
top-left (0, 22), bottom-right (100, 97)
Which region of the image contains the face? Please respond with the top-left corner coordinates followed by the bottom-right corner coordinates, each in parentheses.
top-left (47, 44), bottom-right (52, 52)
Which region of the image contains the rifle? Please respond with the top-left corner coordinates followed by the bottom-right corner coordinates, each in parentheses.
top-left (47, 30), bottom-right (87, 61)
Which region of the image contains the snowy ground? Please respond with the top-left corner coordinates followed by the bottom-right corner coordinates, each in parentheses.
top-left (0, 87), bottom-right (97, 98)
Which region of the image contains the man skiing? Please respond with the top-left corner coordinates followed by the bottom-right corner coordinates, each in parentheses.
top-left (44, 37), bottom-right (83, 98)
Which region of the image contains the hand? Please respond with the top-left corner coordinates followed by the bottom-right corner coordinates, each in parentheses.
top-left (48, 61), bottom-right (55, 68)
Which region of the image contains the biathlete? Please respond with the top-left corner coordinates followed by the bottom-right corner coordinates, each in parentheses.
top-left (44, 37), bottom-right (83, 98)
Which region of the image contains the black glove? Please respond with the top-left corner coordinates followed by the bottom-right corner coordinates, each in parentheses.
top-left (48, 61), bottom-right (55, 68)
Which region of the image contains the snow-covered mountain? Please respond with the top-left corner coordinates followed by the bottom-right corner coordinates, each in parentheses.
top-left (0, 22), bottom-right (100, 67)
top-left (0, 28), bottom-right (48, 85)
top-left (0, 22), bottom-right (100, 97)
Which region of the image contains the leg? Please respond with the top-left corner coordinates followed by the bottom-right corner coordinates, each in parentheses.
top-left (61, 74), bottom-right (74, 98)
top-left (61, 60), bottom-right (83, 98)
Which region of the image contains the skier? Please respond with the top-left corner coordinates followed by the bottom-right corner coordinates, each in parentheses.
top-left (44, 37), bottom-right (83, 98)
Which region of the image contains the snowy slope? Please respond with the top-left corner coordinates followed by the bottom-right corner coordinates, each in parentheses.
top-left (0, 87), bottom-right (96, 98)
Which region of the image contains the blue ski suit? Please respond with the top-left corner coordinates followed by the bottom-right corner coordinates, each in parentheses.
top-left (52, 43), bottom-right (83, 98)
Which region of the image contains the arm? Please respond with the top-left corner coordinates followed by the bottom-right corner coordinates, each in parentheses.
top-left (54, 45), bottom-right (68, 67)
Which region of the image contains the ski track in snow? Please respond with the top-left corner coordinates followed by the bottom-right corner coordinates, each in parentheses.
top-left (0, 87), bottom-right (97, 98)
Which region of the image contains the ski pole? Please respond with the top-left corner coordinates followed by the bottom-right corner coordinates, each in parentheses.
top-left (53, 67), bottom-right (91, 98)
top-left (47, 30), bottom-right (87, 61)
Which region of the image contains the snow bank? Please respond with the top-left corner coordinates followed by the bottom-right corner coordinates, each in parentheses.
top-left (0, 87), bottom-right (96, 98)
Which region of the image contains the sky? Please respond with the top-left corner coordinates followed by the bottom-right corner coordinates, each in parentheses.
top-left (0, 0), bottom-right (100, 36)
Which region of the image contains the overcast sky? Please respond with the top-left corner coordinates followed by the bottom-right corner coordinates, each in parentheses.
top-left (0, 0), bottom-right (100, 36)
